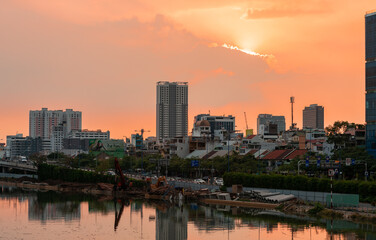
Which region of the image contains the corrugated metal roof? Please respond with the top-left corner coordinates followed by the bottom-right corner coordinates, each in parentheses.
top-left (185, 150), bottom-right (207, 159)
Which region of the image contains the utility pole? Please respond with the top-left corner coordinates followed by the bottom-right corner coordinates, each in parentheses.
top-left (227, 132), bottom-right (230, 172)
top-left (290, 96), bottom-right (295, 130)
top-left (331, 175), bottom-right (333, 209)
top-left (123, 136), bottom-right (130, 170)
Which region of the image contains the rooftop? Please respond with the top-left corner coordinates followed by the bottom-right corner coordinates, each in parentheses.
top-left (366, 9), bottom-right (376, 17)
top-left (284, 149), bottom-right (308, 160)
top-left (157, 81), bottom-right (188, 85)
top-left (246, 135), bottom-right (257, 139)
top-left (262, 149), bottom-right (291, 160)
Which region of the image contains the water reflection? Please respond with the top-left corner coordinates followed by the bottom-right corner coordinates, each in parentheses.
top-left (1, 184), bottom-right (376, 240)
top-left (156, 204), bottom-right (188, 240)
top-left (114, 199), bottom-right (129, 231)
top-left (28, 196), bottom-right (81, 222)
top-left (188, 203), bottom-right (235, 231)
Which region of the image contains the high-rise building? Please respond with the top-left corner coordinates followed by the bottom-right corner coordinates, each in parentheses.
top-left (366, 10), bottom-right (376, 154)
top-left (156, 82), bottom-right (188, 140)
top-left (5, 134), bottom-right (42, 159)
top-left (257, 114), bottom-right (285, 134)
top-left (51, 125), bottom-right (65, 152)
top-left (29, 108), bottom-right (82, 139)
top-left (302, 104), bottom-right (324, 129)
top-left (194, 114), bottom-right (235, 137)
top-left (68, 129), bottom-right (110, 140)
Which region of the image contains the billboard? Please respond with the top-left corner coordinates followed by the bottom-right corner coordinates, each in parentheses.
top-left (245, 129), bottom-right (253, 137)
top-left (89, 139), bottom-right (125, 158)
top-left (89, 139), bottom-right (125, 152)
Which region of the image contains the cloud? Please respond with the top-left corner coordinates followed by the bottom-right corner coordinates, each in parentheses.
top-left (0, 2), bottom-right (281, 138)
top-left (1, 0), bottom-right (367, 139)
top-left (243, 1), bottom-right (330, 19)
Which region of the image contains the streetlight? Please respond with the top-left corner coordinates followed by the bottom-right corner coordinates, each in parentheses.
top-left (258, 145), bottom-right (261, 175)
top-left (227, 131), bottom-right (230, 172)
top-left (123, 136), bottom-right (131, 171)
top-left (226, 128), bottom-right (239, 172)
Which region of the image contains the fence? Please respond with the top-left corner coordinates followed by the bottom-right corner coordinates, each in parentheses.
top-left (168, 181), bottom-right (220, 191)
top-left (0, 173), bottom-right (37, 179)
top-left (228, 186), bottom-right (360, 207)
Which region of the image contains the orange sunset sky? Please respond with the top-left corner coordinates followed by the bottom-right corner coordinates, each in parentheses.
top-left (0, 0), bottom-right (375, 141)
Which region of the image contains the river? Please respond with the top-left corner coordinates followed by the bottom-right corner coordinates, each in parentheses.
top-left (0, 184), bottom-right (375, 240)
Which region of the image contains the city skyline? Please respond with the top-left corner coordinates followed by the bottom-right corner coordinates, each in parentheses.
top-left (1, 1), bottom-right (375, 141)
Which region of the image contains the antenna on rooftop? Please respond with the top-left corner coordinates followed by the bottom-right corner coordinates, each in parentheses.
top-left (290, 96), bottom-right (296, 130)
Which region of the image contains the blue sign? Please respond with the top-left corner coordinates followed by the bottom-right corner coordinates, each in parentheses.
top-left (191, 160), bottom-right (199, 167)
top-left (317, 160), bottom-right (321, 167)
top-left (190, 203), bottom-right (199, 210)
top-left (351, 159), bottom-right (356, 165)
top-left (305, 160), bottom-right (309, 167)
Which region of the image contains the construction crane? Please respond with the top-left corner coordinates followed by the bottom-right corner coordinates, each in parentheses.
top-left (134, 129), bottom-right (151, 137)
top-left (134, 129), bottom-right (150, 150)
top-left (134, 129), bottom-right (150, 173)
top-left (244, 112), bottom-right (249, 130)
top-left (114, 158), bottom-right (131, 191)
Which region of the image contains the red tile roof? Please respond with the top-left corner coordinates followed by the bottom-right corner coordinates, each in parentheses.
top-left (246, 135), bottom-right (257, 139)
top-left (260, 150), bottom-right (269, 158)
top-left (246, 149), bottom-right (258, 156)
top-left (284, 149), bottom-right (308, 160)
top-left (262, 149), bottom-right (292, 160)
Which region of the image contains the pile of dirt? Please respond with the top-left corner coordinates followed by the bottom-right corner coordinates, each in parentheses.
top-left (149, 186), bottom-right (171, 195)
top-left (15, 176), bottom-right (39, 183)
top-left (96, 183), bottom-right (114, 191)
top-left (43, 179), bottom-right (65, 185)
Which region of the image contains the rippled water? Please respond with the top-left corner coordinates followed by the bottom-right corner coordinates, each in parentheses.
top-left (0, 185), bottom-right (375, 240)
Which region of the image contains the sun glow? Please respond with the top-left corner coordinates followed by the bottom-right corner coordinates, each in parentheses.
top-left (221, 43), bottom-right (271, 58)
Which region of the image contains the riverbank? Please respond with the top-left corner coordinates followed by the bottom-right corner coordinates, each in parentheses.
top-left (2, 177), bottom-right (376, 227)
top-left (0, 178), bottom-right (145, 198)
top-left (279, 200), bottom-right (376, 225)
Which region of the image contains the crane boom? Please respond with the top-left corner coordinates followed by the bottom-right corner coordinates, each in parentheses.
top-left (114, 158), bottom-right (129, 190)
top-left (244, 112), bottom-right (249, 130)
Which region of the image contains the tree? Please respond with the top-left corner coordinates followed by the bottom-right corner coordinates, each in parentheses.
top-left (326, 121), bottom-right (365, 149)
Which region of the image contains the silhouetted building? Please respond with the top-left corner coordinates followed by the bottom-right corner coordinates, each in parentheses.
top-left (6, 134), bottom-right (42, 159)
top-left (257, 114), bottom-right (285, 134)
top-left (69, 129), bottom-right (110, 140)
top-left (194, 114), bottom-right (235, 138)
top-left (302, 104), bottom-right (324, 129)
top-left (156, 82), bottom-right (188, 140)
top-left (29, 108), bottom-right (82, 139)
top-left (366, 10), bottom-right (376, 155)
top-left (62, 139), bottom-right (91, 151)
